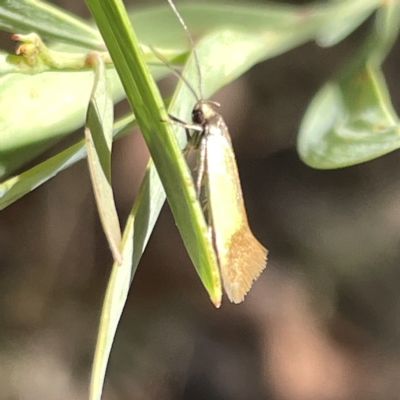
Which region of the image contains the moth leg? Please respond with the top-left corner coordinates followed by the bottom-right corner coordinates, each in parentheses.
top-left (167, 114), bottom-right (203, 152)
top-left (168, 114), bottom-right (202, 132)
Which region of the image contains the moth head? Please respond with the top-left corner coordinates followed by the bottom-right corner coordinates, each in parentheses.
top-left (192, 100), bottom-right (221, 125)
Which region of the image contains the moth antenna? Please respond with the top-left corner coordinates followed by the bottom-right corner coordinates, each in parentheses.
top-left (167, 0), bottom-right (203, 100)
top-left (149, 45), bottom-right (199, 102)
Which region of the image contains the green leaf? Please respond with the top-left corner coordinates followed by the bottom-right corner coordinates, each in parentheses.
top-left (130, 1), bottom-right (379, 50)
top-left (0, 0), bottom-right (102, 49)
top-left (297, 64), bottom-right (400, 169)
top-left (298, 2), bottom-right (400, 169)
top-left (315, 0), bottom-right (380, 47)
top-left (90, 161), bottom-right (164, 400)
top-left (85, 54), bottom-right (122, 264)
top-left (371, 0), bottom-right (400, 61)
top-left (0, 114), bottom-right (136, 210)
top-left (0, 68), bottom-right (126, 177)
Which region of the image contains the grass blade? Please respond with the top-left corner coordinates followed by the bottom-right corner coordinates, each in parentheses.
top-left (85, 53), bottom-right (122, 264)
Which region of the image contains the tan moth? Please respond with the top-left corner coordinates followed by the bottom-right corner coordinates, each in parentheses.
top-left (167, 0), bottom-right (268, 303)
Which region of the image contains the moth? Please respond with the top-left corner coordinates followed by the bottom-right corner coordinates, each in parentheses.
top-left (167, 0), bottom-right (268, 303)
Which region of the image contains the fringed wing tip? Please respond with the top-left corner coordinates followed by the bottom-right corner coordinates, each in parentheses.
top-left (223, 238), bottom-right (268, 304)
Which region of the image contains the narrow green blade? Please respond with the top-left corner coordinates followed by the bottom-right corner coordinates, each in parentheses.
top-left (85, 54), bottom-right (122, 264)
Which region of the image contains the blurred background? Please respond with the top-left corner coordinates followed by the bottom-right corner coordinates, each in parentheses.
top-left (2, 0), bottom-right (400, 399)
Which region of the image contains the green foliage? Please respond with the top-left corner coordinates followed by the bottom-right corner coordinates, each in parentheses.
top-left (0, 0), bottom-right (399, 399)
top-left (298, 1), bottom-right (400, 168)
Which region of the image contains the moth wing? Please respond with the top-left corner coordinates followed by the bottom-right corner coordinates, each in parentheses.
top-left (205, 132), bottom-right (267, 303)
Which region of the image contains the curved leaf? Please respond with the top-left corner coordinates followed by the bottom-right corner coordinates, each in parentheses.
top-left (315, 0), bottom-right (380, 47)
top-left (298, 2), bottom-right (400, 169)
top-left (298, 64), bottom-right (400, 169)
